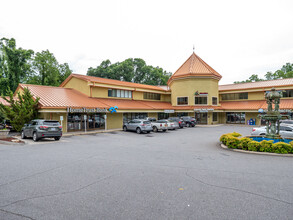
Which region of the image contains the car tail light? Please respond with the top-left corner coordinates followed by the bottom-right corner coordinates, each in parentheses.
top-left (59, 126), bottom-right (62, 129)
top-left (179, 121), bottom-right (181, 123)
top-left (39, 126), bottom-right (48, 130)
top-left (142, 124), bottom-right (145, 126)
top-left (252, 128), bottom-right (256, 131)
top-left (160, 124), bottom-right (162, 127)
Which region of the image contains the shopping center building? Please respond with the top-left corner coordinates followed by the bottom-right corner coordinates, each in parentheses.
top-left (2, 52), bottom-right (293, 133)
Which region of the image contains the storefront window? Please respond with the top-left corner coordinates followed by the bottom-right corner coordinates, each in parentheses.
top-left (222, 93), bottom-right (248, 100)
top-left (123, 113), bottom-right (148, 124)
top-left (158, 113), bottom-right (169, 120)
top-left (67, 113), bottom-right (105, 131)
top-left (226, 112), bottom-right (245, 124)
top-left (213, 112), bottom-right (218, 121)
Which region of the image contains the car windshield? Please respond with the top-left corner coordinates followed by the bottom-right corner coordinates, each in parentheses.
top-left (43, 121), bottom-right (60, 126)
top-left (143, 121), bottom-right (151, 124)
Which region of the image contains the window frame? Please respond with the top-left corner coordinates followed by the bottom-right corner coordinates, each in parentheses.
top-left (194, 95), bottom-right (208, 105)
top-left (212, 97), bottom-right (218, 105)
top-left (177, 96), bottom-right (189, 106)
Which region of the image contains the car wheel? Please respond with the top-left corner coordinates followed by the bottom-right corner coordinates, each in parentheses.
top-left (153, 126), bottom-right (158, 132)
top-left (54, 137), bottom-right (61, 141)
top-left (146, 131), bottom-right (151, 133)
top-left (21, 131), bottom-right (26, 139)
top-left (33, 132), bottom-right (39, 142)
top-left (191, 124), bottom-right (195, 127)
top-left (187, 123), bottom-right (190, 127)
top-left (123, 126), bottom-right (127, 132)
top-left (260, 133), bottom-right (265, 136)
top-left (136, 127), bottom-right (142, 134)
top-left (162, 130), bottom-right (167, 132)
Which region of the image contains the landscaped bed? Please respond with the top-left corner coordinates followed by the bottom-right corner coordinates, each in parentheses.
top-left (220, 132), bottom-right (293, 154)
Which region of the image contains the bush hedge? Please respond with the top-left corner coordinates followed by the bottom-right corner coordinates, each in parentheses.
top-left (220, 133), bottom-right (293, 154)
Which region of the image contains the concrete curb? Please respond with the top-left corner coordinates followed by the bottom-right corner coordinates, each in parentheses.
top-left (62, 128), bottom-right (122, 137)
top-left (0, 139), bottom-right (25, 146)
top-left (220, 143), bottom-right (293, 157)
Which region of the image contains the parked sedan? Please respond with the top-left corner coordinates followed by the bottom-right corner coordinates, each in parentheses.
top-left (251, 125), bottom-right (293, 138)
top-left (168, 117), bottom-right (186, 128)
top-left (159, 119), bottom-right (179, 130)
top-left (181, 116), bottom-right (196, 127)
top-left (21, 119), bottom-right (62, 142)
top-left (123, 119), bottom-right (153, 134)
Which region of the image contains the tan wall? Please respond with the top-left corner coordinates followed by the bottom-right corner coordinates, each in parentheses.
top-left (170, 78), bottom-right (219, 106)
top-left (91, 87), bottom-right (108, 98)
top-left (161, 94), bottom-right (171, 102)
top-left (39, 112), bottom-right (67, 133)
top-left (106, 113), bottom-right (123, 130)
top-left (218, 112), bottom-right (226, 124)
top-left (63, 77), bottom-right (90, 96)
top-left (148, 112), bottom-right (158, 119)
top-left (245, 112), bottom-right (260, 126)
top-left (248, 92), bottom-right (265, 100)
top-left (133, 91), bottom-right (143, 100)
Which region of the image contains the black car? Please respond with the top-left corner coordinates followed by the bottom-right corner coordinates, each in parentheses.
top-left (168, 117), bottom-right (186, 128)
top-left (181, 116), bottom-right (196, 127)
top-left (21, 119), bottom-right (62, 142)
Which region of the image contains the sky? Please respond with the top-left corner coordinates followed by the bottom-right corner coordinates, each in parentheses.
top-left (1, 0), bottom-right (293, 85)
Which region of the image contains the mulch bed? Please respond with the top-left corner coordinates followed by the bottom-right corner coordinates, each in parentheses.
top-left (0, 137), bottom-right (25, 144)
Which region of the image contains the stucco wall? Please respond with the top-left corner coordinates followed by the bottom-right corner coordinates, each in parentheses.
top-left (170, 78), bottom-right (219, 106)
top-left (248, 92), bottom-right (265, 100)
top-left (106, 113), bottom-right (123, 130)
top-left (91, 87), bottom-right (108, 98)
top-left (63, 77), bottom-right (90, 96)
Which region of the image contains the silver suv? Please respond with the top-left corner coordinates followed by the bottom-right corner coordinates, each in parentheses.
top-left (21, 119), bottom-right (62, 142)
top-left (123, 119), bottom-right (152, 134)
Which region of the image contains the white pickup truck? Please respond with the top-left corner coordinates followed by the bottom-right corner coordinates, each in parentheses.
top-left (151, 120), bottom-right (168, 132)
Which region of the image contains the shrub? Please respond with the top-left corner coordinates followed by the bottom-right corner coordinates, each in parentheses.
top-left (248, 141), bottom-right (260, 152)
top-left (259, 140), bottom-right (274, 152)
top-left (230, 132), bottom-right (242, 137)
top-left (238, 137), bottom-right (252, 150)
top-left (272, 142), bottom-right (292, 154)
top-left (220, 134), bottom-right (230, 145)
top-left (226, 136), bottom-right (240, 149)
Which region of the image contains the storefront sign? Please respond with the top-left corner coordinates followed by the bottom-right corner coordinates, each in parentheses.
top-left (194, 108), bottom-right (214, 113)
top-left (164, 110), bottom-right (175, 113)
top-left (109, 106), bottom-right (118, 113)
top-left (67, 107), bottom-right (109, 113)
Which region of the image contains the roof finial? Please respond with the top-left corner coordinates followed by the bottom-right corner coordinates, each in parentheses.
top-left (193, 45), bottom-right (195, 53)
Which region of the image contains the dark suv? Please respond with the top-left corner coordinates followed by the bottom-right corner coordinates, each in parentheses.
top-left (168, 117), bottom-right (186, 128)
top-left (21, 119), bottom-right (62, 142)
top-left (181, 116), bottom-right (196, 127)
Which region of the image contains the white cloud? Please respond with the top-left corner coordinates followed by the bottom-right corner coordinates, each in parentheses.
top-left (1, 0), bottom-right (293, 84)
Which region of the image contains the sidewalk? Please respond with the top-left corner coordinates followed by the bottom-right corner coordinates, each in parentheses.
top-left (63, 128), bottom-right (122, 137)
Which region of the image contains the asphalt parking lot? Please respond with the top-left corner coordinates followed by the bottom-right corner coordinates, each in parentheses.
top-left (0, 125), bottom-right (292, 220)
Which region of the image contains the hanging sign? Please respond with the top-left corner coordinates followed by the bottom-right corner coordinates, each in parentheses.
top-left (164, 110), bottom-right (175, 113)
top-left (194, 109), bottom-right (214, 113)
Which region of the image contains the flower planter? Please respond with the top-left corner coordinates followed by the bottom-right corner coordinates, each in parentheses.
top-left (0, 130), bottom-right (10, 137)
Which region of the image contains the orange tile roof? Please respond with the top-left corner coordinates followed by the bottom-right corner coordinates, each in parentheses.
top-left (220, 100), bottom-right (266, 110)
top-left (60, 74), bottom-right (168, 92)
top-left (18, 84), bottom-right (110, 109)
top-left (0, 97), bottom-right (10, 106)
top-left (219, 78), bottom-right (293, 92)
top-left (220, 99), bottom-right (293, 110)
top-left (168, 52), bottom-right (222, 84)
top-left (91, 98), bottom-right (174, 110)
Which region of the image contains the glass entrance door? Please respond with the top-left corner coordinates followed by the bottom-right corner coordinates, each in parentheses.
top-left (195, 113), bottom-right (208, 124)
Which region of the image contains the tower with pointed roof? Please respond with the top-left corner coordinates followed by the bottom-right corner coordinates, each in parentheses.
top-left (168, 52), bottom-right (222, 115)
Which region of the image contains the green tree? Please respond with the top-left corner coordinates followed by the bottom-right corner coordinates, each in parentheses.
top-left (28, 50), bottom-right (72, 86)
top-left (87, 58), bottom-right (171, 85)
top-left (0, 87), bottom-right (39, 132)
top-left (235, 63), bottom-right (293, 84)
top-left (0, 38), bottom-right (34, 95)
